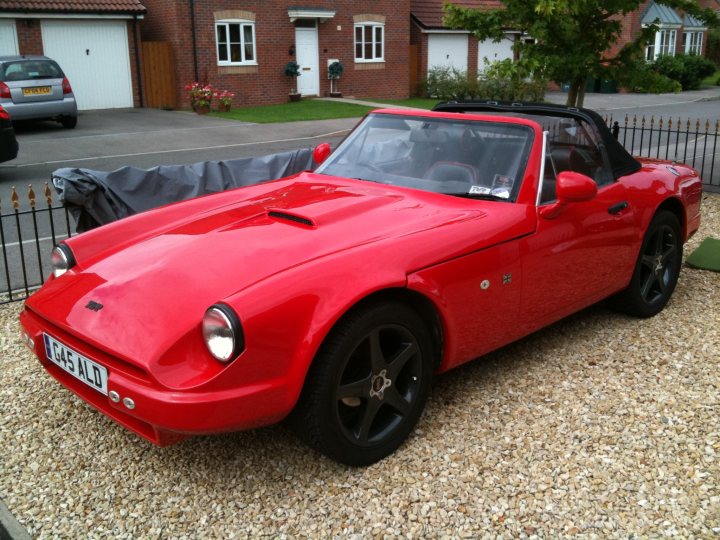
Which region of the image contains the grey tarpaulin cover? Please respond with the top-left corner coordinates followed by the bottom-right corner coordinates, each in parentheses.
top-left (52, 148), bottom-right (314, 232)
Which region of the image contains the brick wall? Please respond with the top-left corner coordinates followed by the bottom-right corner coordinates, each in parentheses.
top-left (15, 19), bottom-right (43, 55)
top-left (409, 19), bottom-right (428, 95)
top-left (141, 0), bottom-right (410, 108)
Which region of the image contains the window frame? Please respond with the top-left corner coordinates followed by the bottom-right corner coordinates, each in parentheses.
top-left (683, 31), bottom-right (703, 55)
top-left (646, 28), bottom-right (677, 61)
top-left (215, 19), bottom-right (257, 66)
top-left (354, 23), bottom-right (384, 63)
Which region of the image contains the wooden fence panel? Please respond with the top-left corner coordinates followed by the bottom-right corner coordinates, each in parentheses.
top-left (142, 41), bottom-right (177, 109)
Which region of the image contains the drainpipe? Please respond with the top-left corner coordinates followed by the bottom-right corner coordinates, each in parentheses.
top-left (190, 0), bottom-right (199, 81)
top-left (133, 15), bottom-right (144, 107)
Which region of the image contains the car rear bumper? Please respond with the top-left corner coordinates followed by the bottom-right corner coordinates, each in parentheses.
top-left (3, 97), bottom-right (77, 121)
top-left (19, 307), bottom-right (291, 446)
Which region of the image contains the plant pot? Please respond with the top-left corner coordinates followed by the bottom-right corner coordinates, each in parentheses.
top-left (195, 104), bottom-right (210, 115)
top-left (289, 93), bottom-right (302, 102)
top-left (217, 103), bottom-right (231, 112)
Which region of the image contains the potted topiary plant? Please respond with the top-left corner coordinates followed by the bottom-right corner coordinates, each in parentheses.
top-left (285, 61), bottom-right (301, 102)
top-left (328, 61), bottom-right (344, 97)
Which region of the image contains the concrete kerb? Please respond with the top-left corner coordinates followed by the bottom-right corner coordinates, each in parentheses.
top-left (0, 500), bottom-right (30, 540)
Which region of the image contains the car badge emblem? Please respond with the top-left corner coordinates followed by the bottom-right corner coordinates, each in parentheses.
top-left (503, 273), bottom-right (512, 285)
top-left (85, 300), bottom-right (104, 312)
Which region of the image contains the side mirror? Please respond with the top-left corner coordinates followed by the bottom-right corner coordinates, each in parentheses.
top-left (312, 143), bottom-right (332, 165)
top-left (540, 171), bottom-right (597, 219)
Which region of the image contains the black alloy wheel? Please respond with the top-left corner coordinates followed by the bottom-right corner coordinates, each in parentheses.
top-left (615, 210), bottom-right (682, 318)
top-left (293, 302), bottom-right (434, 466)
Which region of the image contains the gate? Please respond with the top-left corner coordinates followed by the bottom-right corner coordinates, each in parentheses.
top-left (141, 41), bottom-right (177, 109)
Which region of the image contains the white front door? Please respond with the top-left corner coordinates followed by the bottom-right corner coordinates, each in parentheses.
top-left (295, 24), bottom-right (319, 96)
top-left (41, 19), bottom-right (134, 110)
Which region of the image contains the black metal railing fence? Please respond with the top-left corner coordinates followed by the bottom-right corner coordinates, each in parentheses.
top-left (0, 183), bottom-right (75, 305)
top-left (605, 114), bottom-right (719, 192)
top-left (0, 113), bottom-right (718, 304)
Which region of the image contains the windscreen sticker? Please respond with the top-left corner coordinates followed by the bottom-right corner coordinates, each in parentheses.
top-left (491, 174), bottom-right (514, 199)
top-left (469, 185), bottom-right (492, 195)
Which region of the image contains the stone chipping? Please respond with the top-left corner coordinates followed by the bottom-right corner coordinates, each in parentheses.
top-left (1, 193), bottom-right (718, 539)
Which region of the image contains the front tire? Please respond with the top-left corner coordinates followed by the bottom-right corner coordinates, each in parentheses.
top-left (293, 302), bottom-right (434, 466)
top-left (614, 210), bottom-right (682, 318)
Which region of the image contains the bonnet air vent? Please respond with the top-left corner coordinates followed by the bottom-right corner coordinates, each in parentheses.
top-left (267, 210), bottom-right (315, 227)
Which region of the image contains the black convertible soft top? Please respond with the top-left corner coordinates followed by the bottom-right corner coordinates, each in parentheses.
top-left (432, 100), bottom-right (642, 180)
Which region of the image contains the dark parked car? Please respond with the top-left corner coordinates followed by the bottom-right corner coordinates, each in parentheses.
top-left (0, 55), bottom-right (78, 129)
top-left (0, 104), bottom-right (18, 162)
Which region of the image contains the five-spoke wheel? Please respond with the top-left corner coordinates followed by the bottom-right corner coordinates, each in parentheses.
top-left (293, 302), bottom-right (433, 466)
top-left (614, 210), bottom-right (682, 317)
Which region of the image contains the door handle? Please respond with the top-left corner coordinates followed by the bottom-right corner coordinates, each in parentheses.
top-left (608, 201), bottom-right (629, 214)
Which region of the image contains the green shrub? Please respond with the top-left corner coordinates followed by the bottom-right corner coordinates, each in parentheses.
top-left (707, 29), bottom-right (720, 66)
top-left (424, 62), bottom-right (546, 102)
top-left (652, 54), bottom-right (717, 90)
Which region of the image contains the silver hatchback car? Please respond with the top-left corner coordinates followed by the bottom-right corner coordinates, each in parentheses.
top-left (0, 55), bottom-right (78, 129)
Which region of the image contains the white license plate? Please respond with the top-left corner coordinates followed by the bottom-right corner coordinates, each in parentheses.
top-left (43, 333), bottom-right (108, 395)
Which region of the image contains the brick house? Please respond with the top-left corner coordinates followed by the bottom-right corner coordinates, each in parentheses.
top-left (411, 0), bottom-right (522, 92)
top-left (609, 0), bottom-right (715, 60)
top-left (140, 0), bottom-right (410, 108)
top-left (0, 0), bottom-right (146, 110)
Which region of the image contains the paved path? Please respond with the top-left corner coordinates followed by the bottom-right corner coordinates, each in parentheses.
top-left (317, 85), bottom-right (720, 112)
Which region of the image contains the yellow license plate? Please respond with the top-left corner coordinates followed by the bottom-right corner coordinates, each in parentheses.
top-left (23, 86), bottom-right (51, 96)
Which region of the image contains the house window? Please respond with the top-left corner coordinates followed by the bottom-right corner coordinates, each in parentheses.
top-left (216, 20), bottom-right (256, 65)
top-left (645, 28), bottom-right (677, 61)
top-left (683, 31), bottom-right (703, 55)
top-left (354, 23), bottom-right (384, 62)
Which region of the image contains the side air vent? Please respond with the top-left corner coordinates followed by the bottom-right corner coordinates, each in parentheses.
top-left (267, 210), bottom-right (315, 228)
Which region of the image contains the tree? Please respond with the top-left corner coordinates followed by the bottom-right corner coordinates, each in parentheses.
top-left (444, 0), bottom-right (719, 107)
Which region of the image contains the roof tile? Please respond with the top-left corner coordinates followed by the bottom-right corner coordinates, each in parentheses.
top-left (411, 0), bottom-right (503, 29)
top-left (0, 0), bottom-right (146, 14)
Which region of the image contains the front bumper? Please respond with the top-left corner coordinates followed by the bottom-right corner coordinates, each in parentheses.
top-left (20, 307), bottom-right (290, 446)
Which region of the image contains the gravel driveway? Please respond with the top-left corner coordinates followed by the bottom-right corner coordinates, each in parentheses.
top-left (1, 194), bottom-right (718, 539)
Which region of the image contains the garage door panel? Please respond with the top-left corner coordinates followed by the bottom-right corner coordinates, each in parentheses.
top-left (41, 20), bottom-right (133, 110)
top-left (428, 34), bottom-right (468, 71)
top-left (478, 36), bottom-right (514, 72)
top-left (0, 20), bottom-right (18, 55)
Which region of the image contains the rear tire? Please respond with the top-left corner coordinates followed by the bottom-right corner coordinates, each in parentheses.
top-left (613, 210), bottom-right (682, 318)
top-left (60, 116), bottom-right (77, 129)
top-left (293, 301), bottom-right (434, 466)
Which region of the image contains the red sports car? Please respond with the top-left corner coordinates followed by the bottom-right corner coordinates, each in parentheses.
top-left (19, 102), bottom-right (702, 465)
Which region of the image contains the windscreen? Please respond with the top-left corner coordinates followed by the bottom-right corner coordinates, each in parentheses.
top-left (315, 113), bottom-right (534, 202)
top-left (1, 60), bottom-right (64, 82)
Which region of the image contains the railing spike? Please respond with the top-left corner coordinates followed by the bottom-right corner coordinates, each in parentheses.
top-left (696, 119), bottom-right (700, 131)
top-left (705, 119), bottom-right (710, 133)
top-left (641, 116), bottom-right (646, 128)
top-left (716, 119), bottom-right (720, 134)
top-left (658, 116), bottom-right (663, 129)
top-left (11, 186), bottom-right (18, 210)
top-left (28, 184), bottom-right (35, 209)
top-left (624, 113), bottom-right (629, 126)
top-left (44, 182), bottom-right (53, 206)
top-left (632, 114), bottom-right (637, 127)
top-left (668, 117), bottom-right (672, 129)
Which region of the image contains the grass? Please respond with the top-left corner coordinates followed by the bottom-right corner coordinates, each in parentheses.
top-left (209, 99), bottom-right (374, 123)
top-left (701, 70), bottom-right (720, 87)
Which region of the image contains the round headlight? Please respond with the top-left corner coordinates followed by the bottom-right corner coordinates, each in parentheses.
top-left (51, 244), bottom-right (75, 278)
top-left (202, 305), bottom-right (244, 362)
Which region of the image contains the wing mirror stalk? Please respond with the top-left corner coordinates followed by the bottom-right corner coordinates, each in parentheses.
top-left (540, 171), bottom-right (597, 219)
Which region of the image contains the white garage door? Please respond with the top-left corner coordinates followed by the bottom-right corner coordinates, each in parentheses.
top-left (0, 20), bottom-right (18, 55)
top-left (428, 34), bottom-right (468, 71)
top-left (41, 20), bottom-right (133, 110)
top-left (478, 35), bottom-right (514, 72)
